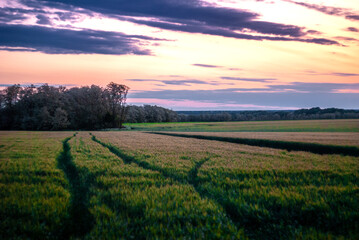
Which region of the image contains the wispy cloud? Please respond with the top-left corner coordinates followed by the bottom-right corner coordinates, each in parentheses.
top-left (332, 72), bottom-right (359, 77)
top-left (0, 83), bottom-right (77, 87)
top-left (192, 64), bottom-right (242, 71)
top-left (192, 64), bottom-right (222, 68)
top-left (303, 71), bottom-right (359, 77)
top-left (285, 0), bottom-right (359, 21)
top-left (221, 76), bottom-right (276, 82)
top-left (347, 27), bottom-right (359, 32)
top-left (127, 78), bottom-right (231, 86)
top-left (129, 87), bottom-right (359, 109)
top-left (127, 98), bottom-right (297, 110)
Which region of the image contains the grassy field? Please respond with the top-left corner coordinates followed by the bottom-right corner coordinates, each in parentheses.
top-left (0, 131), bottom-right (73, 239)
top-left (125, 119), bottom-right (359, 132)
top-left (159, 132), bottom-right (359, 146)
top-left (1, 121), bottom-right (359, 239)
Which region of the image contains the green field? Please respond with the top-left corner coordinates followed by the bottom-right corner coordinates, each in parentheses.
top-left (125, 119), bottom-right (359, 132)
top-left (1, 120), bottom-right (359, 239)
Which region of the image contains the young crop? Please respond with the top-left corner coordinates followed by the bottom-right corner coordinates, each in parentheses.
top-left (1, 130), bottom-right (358, 239)
top-left (93, 131), bottom-right (359, 239)
top-left (0, 131), bottom-right (74, 239)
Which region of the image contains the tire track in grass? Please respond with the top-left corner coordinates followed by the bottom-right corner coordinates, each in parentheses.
top-left (57, 133), bottom-right (95, 239)
top-left (91, 134), bottom-right (244, 232)
top-left (91, 134), bottom-right (185, 182)
top-left (187, 157), bottom-right (245, 233)
top-left (149, 132), bottom-right (359, 157)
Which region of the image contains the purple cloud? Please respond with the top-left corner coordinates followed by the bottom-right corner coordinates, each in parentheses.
top-left (127, 78), bottom-right (228, 86)
top-left (193, 64), bottom-right (222, 68)
top-left (347, 27), bottom-right (359, 32)
top-left (221, 77), bottom-right (277, 82)
top-left (286, 0), bottom-right (359, 21)
top-left (0, 24), bottom-right (163, 55)
top-left (13, 0), bottom-right (339, 45)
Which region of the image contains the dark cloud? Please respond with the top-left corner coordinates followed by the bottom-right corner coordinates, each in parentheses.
top-left (15, 0), bottom-right (339, 45)
top-left (129, 16), bottom-right (338, 45)
top-left (221, 77), bottom-right (276, 82)
top-left (306, 30), bottom-right (321, 35)
top-left (193, 64), bottom-right (222, 68)
top-left (36, 14), bottom-right (52, 25)
top-left (0, 7), bottom-right (30, 22)
top-left (346, 15), bottom-right (359, 21)
top-left (332, 72), bottom-right (359, 77)
top-left (127, 78), bottom-right (226, 86)
top-left (347, 27), bottom-right (359, 32)
top-left (0, 23), bottom-right (163, 55)
top-left (286, 0), bottom-right (359, 21)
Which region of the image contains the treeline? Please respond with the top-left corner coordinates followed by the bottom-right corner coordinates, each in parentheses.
top-left (126, 105), bottom-right (178, 123)
top-left (177, 108), bottom-right (359, 122)
top-left (0, 83), bottom-right (129, 130)
top-left (1, 83), bottom-right (358, 130)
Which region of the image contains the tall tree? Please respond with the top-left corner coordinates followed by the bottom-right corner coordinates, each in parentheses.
top-left (105, 82), bottom-right (129, 128)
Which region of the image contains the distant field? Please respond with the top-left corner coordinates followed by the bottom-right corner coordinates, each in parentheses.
top-left (1, 130), bottom-right (359, 239)
top-left (159, 132), bottom-right (359, 147)
top-left (125, 119), bottom-right (359, 132)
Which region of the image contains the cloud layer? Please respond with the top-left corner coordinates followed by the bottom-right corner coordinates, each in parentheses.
top-left (129, 82), bottom-right (359, 109)
top-left (0, 24), bottom-right (163, 55)
top-left (1, 0), bottom-right (339, 52)
top-left (286, 1), bottom-right (359, 21)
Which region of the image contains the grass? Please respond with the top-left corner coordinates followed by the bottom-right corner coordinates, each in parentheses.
top-left (56, 133), bottom-right (95, 238)
top-left (150, 132), bottom-right (359, 157)
top-left (0, 131), bottom-right (74, 239)
top-left (93, 131), bottom-right (359, 239)
top-left (175, 132), bottom-right (359, 146)
top-left (1, 127), bottom-right (359, 239)
top-left (69, 133), bottom-right (243, 239)
top-left (125, 119), bottom-right (359, 132)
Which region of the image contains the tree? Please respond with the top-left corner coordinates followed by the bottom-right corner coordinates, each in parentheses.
top-left (105, 82), bottom-right (129, 128)
top-left (52, 108), bottom-right (70, 130)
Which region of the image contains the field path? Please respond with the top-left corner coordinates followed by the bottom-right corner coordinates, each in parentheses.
top-left (91, 133), bottom-right (246, 231)
top-left (57, 134), bottom-right (95, 239)
top-left (150, 132), bottom-right (359, 157)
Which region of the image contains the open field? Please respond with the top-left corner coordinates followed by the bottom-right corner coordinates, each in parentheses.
top-left (157, 132), bottom-right (359, 147)
top-left (1, 128), bottom-right (359, 239)
top-left (125, 119), bottom-right (359, 132)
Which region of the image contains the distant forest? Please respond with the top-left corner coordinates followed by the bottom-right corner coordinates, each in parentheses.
top-left (1, 84), bottom-right (358, 130)
top-left (175, 108), bottom-right (359, 123)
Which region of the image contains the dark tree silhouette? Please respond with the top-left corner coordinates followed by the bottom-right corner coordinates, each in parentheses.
top-left (0, 83), bottom-right (130, 130)
top-left (0, 83), bottom-right (358, 130)
top-left (105, 82), bottom-right (129, 128)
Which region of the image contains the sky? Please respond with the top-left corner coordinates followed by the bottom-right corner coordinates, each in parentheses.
top-left (0, 0), bottom-right (359, 110)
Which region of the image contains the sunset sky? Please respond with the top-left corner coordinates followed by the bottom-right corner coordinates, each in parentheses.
top-left (1, 0), bottom-right (359, 110)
